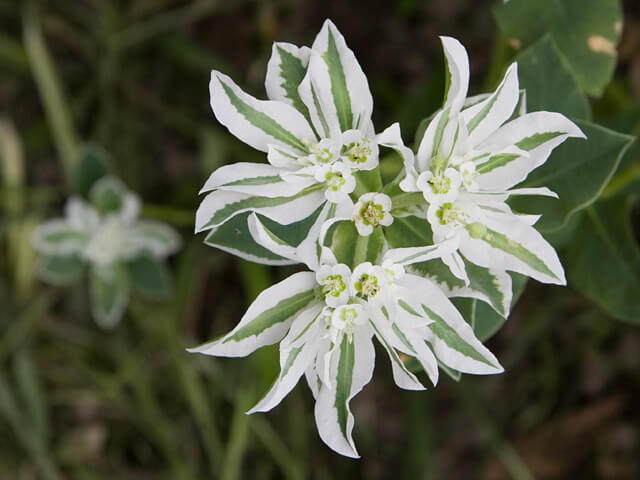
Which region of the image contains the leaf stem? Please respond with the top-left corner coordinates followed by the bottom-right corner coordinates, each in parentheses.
top-left (353, 234), bottom-right (369, 265)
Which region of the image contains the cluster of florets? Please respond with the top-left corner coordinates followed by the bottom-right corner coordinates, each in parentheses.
top-left (190, 20), bottom-right (584, 457)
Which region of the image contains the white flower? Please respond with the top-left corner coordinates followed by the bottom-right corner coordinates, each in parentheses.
top-left (316, 264), bottom-right (352, 307)
top-left (352, 192), bottom-right (393, 236)
top-left (314, 162), bottom-right (356, 203)
top-left (416, 167), bottom-right (462, 205)
top-left (32, 176), bottom-right (181, 327)
top-left (387, 36), bottom-right (586, 286)
top-left (189, 251), bottom-right (502, 458)
top-left (196, 20), bottom-right (387, 259)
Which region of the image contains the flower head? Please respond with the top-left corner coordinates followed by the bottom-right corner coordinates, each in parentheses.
top-left (33, 176), bottom-right (181, 327)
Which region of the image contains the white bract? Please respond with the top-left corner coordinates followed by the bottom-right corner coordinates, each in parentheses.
top-left (32, 176), bottom-right (181, 327)
top-left (195, 19), bottom-right (402, 266)
top-left (189, 246), bottom-right (502, 458)
top-left (391, 36), bottom-right (585, 286)
top-left (190, 20), bottom-right (583, 460)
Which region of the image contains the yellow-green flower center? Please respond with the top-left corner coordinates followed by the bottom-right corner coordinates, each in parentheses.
top-left (436, 202), bottom-right (458, 225)
top-left (354, 273), bottom-right (379, 298)
top-left (429, 174), bottom-right (451, 194)
top-left (360, 201), bottom-right (384, 226)
top-left (325, 171), bottom-right (346, 191)
top-left (345, 142), bottom-right (371, 164)
top-left (322, 275), bottom-right (347, 298)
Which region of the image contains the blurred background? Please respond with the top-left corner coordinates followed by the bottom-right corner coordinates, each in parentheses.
top-left (1, 0), bottom-right (639, 478)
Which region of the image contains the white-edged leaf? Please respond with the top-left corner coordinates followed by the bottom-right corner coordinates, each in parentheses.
top-left (195, 185), bottom-right (324, 232)
top-left (128, 220), bottom-right (181, 258)
top-left (89, 264), bottom-right (130, 329)
top-left (200, 162), bottom-right (313, 197)
top-left (461, 63), bottom-right (520, 146)
top-left (248, 304), bottom-right (323, 413)
top-left (210, 70), bottom-right (316, 154)
top-left (314, 329), bottom-right (374, 458)
top-left (440, 36), bottom-right (470, 113)
top-left (32, 220), bottom-right (87, 256)
top-left (188, 272), bottom-right (318, 357)
top-left (399, 274), bottom-right (503, 375)
top-left (461, 212), bottom-right (566, 285)
top-left (309, 20), bottom-right (373, 133)
top-left (265, 42), bottom-right (314, 128)
top-left (475, 111), bottom-right (586, 191)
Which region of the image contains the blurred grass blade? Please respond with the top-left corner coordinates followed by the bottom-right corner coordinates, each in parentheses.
top-left (0, 117), bottom-right (24, 214)
top-left (14, 348), bottom-right (49, 440)
top-left (22, 0), bottom-right (78, 184)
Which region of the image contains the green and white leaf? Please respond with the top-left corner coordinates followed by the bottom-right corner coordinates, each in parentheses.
top-left (188, 271), bottom-right (319, 357)
top-left (248, 304), bottom-right (323, 413)
top-left (37, 255), bottom-right (85, 286)
top-left (509, 121), bottom-right (634, 233)
top-left (314, 329), bottom-right (374, 458)
top-left (308, 19), bottom-right (373, 133)
top-left (265, 42), bottom-right (316, 129)
top-left (474, 111), bottom-right (586, 191)
top-left (460, 213), bottom-right (565, 285)
top-left (400, 275), bottom-right (503, 375)
top-left (200, 162), bottom-right (313, 198)
top-left (195, 185), bottom-right (324, 232)
top-left (129, 220), bottom-right (181, 258)
top-left (32, 220), bottom-right (87, 257)
top-left (210, 70), bottom-right (316, 153)
top-left (89, 264), bottom-right (130, 329)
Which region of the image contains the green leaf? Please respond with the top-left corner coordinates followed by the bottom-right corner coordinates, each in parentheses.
top-left (205, 206), bottom-right (323, 265)
top-left (37, 255), bottom-right (85, 286)
top-left (516, 35), bottom-right (591, 120)
top-left (89, 264), bottom-right (130, 329)
top-left (127, 254), bottom-right (172, 300)
top-left (89, 176), bottom-right (128, 215)
top-left (383, 215), bottom-right (433, 248)
top-left (71, 143), bottom-right (112, 197)
top-left (494, 0), bottom-right (622, 97)
top-left (510, 121), bottom-right (634, 233)
top-left (353, 168), bottom-right (383, 197)
top-left (566, 195), bottom-right (640, 324)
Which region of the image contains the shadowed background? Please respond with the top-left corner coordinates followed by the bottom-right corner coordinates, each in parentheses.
top-left (0, 0), bottom-right (639, 478)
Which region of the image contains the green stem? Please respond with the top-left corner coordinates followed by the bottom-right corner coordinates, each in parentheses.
top-left (22, 0), bottom-right (78, 185)
top-left (353, 234), bottom-right (369, 265)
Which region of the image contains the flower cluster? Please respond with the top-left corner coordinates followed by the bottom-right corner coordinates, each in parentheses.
top-left (191, 20), bottom-right (584, 457)
top-left (32, 176), bottom-right (181, 327)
